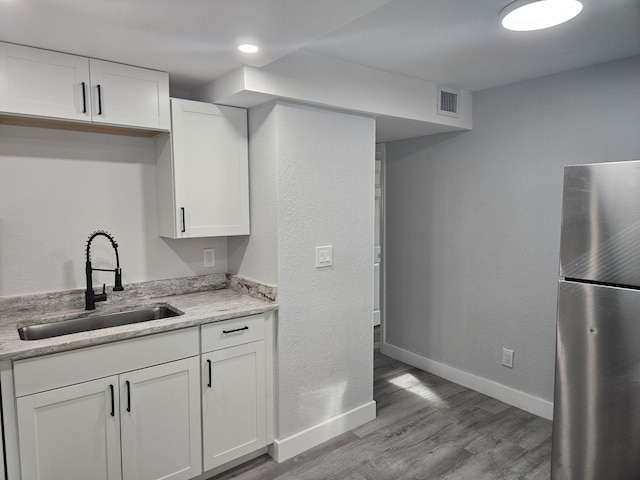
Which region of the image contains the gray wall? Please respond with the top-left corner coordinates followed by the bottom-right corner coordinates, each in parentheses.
top-left (385, 56), bottom-right (640, 403)
top-left (0, 127), bottom-right (227, 297)
top-left (230, 101), bottom-right (375, 439)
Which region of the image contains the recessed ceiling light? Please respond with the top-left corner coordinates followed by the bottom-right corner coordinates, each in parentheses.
top-left (500, 0), bottom-right (583, 31)
top-left (238, 44), bottom-right (260, 54)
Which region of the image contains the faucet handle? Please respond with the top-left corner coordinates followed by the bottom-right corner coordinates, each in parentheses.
top-left (93, 284), bottom-right (108, 303)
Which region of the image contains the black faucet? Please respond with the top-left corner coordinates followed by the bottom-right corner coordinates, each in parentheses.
top-left (85, 230), bottom-right (124, 310)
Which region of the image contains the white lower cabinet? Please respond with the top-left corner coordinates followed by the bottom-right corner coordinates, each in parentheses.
top-left (201, 315), bottom-right (268, 471)
top-left (16, 375), bottom-right (122, 480)
top-left (7, 316), bottom-right (274, 480)
top-left (202, 341), bottom-right (267, 470)
top-left (16, 357), bottom-right (201, 480)
top-left (13, 328), bottom-right (202, 480)
top-left (120, 357), bottom-right (201, 480)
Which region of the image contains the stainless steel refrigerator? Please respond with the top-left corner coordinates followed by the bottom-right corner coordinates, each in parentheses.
top-left (552, 160), bottom-right (640, 479)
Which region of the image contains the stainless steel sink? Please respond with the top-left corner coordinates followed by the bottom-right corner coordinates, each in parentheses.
top-left (18, 305), bottom-right (183, 341)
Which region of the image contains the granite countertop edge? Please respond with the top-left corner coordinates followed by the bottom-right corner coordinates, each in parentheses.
top-left (0, 275), bottom-right (278, 361)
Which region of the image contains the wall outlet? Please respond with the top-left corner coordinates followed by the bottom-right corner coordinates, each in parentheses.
top-left (316, 245), bottom-right (333, 268)
top-left (502, 348), bottom-right (514, 369)
top-left (203, 248), bottom-right (215, 268)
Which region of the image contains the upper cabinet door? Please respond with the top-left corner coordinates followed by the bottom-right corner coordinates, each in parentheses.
top-left (160, 99), bottom-right (249, 238)
top-left (0, 42), bottom-right (91, 121)
top-left (89, 59), bottom-right (170, 130)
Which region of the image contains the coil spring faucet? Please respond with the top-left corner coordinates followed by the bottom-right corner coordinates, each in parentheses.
top-left (85, 230), bottom-right (124, 310)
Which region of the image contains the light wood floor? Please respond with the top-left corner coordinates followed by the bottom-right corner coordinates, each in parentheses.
top-left (210, 327), bottom-right (552, 480)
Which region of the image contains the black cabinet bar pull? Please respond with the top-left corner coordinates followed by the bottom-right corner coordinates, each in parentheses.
top-left (207, 359), bottom-right (212, 388)
top-left (97, 84), bottom-right (102, 115)
top-left (81, 82), bottom-right (87, 114)
top-left (109, 384), bottom-right (115, 417)
top-left (181, 207), bottom-right (186, 233)
top-left (223, 326), bottom-right (249, 334)
top-left (126, 380), bottom-right (131, 412)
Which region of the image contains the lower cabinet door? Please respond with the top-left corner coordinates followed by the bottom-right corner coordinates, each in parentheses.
top-left (120, 356), bottom-right (202, 480)
top-left (16, 375), bottom-right (122, 480)
top-left (202, 340), bottom-right (266, 471)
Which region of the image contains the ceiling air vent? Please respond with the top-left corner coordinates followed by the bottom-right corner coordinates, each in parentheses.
top-left (437, 86), bottom-right (460, 118)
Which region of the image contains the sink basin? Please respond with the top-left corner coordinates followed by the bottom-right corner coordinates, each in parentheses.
top-left (18, 305), bottom-right (183, 341)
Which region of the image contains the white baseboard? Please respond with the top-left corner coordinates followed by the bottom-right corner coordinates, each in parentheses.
top-left (271, 400), bottom-right (377, 463)
top-left (382, 342), bottom-right (553, 421)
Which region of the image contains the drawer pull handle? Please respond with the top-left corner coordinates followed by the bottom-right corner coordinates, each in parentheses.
top-left (223, 326), bottom-right (249, 334)
top-left (126, 380), bottom-right (131, 412)
top-left (110, 384), bottom-right (115, 417)
top-left (181, 207), bottom-right (186, 233)
top-left (207, 359), bottom-right (212, 388)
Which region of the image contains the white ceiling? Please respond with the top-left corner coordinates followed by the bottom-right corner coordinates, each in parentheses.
top-left (305, 0), bottom-right (640, 92)
top-left (1, 0), bottom-right (639, 94)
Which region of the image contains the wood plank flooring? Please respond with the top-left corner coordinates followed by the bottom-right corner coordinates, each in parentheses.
top-left (210, 327), bottom-right (552, 480)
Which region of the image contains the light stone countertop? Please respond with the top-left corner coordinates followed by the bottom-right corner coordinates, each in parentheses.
top-left (0, 275), bottom-right (277, 361)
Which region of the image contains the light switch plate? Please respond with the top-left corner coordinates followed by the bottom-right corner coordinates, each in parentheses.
top-left (316, 246), bottom-right (333, 268)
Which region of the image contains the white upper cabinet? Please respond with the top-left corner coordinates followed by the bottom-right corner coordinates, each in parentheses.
top-left (0, 42), bottom-right (91, 121)
top-left (89, 59), bottom-right (170, 130)
top-left (0, 42), bottom-right (169, 132)
top-left (156, 99), bottom-right (250, 238)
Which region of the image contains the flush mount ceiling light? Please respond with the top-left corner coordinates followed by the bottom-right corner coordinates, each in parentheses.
top-left (238, 44), bottom-right (260, 54)
top-left (500, 0), bottom-right (583, 31)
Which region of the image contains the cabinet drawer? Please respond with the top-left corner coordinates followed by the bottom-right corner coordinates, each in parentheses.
top-left (201, 314), bottom-right (265, 352)
top-left (14, 327), bottom-right (199, 397)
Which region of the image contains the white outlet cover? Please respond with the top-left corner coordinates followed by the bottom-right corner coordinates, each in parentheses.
top-left (502, 348), bottom-right (514, 368)
top-left (203, 248), bottom-right (216, 268)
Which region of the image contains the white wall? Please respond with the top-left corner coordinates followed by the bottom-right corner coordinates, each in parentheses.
top-left (229, 102), bottom-right (375, 443)
top-left (384, 56), bottom-right (640, 408)
top-left (227, 102), bottom-right (279, 284)
top-left (0, 125), bottom-right (227, 297)
top-left (197, 51), bottom-right (472, 143)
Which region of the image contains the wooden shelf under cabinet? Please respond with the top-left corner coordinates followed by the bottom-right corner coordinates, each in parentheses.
top-left (0, 113), bottom-right (166, 138)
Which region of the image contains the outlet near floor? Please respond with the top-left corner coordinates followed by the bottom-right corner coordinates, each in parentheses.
top-left (502, 348), bottom-right (514, 368)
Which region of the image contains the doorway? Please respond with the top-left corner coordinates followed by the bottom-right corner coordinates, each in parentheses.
top-left (374, 143), bottom-right (385, 329)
